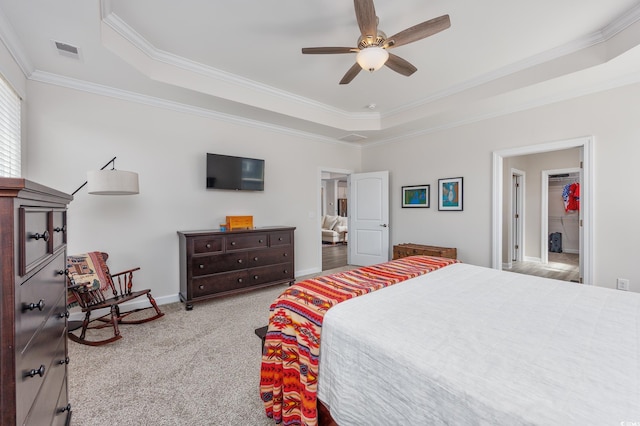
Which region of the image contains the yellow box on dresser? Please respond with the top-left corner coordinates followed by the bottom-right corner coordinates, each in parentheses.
top-left (393, 243), bottom-right (457, 260)
top-left (226, 215), bottom-right (254, 230)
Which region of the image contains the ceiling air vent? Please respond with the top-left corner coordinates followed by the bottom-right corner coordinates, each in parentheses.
top-left (52, 40), bottom-right (81, 60)
top-left (339, 134), bottom-right (367, 143)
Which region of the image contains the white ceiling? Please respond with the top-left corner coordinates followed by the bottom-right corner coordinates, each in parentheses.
top-left (2, 0), bottom-right (640, 145)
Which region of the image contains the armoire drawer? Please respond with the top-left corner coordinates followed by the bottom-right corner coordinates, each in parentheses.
top-left (193, 236), bottom-right (223, 254)
top-left (20, 334), bottom-right (68, 426)
top-left (21, 208), bottom-right (51, 275)
top-left (225, 233), bottom-right (268, 251)
top-left (270, 231), bottom-right (292, 246)
top-left (17, 252), bottom-right (66, 351)
top-left (16, 305), bottom-right (67, 426)
top-left (191, 252), bottom-right (248, 276)
top-left (247, 247), bottom-right (293, 268)
top-left (51, 210), bottom-right (67, 253)
top-left (191, 270), bottom-right (251, 297)
top-left (247, 263), bottom-right (294, 285)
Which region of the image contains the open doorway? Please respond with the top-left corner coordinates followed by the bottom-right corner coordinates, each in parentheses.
top-left (492, 136), bottom-right (593, 284)
top-left (320, 170), bottom-right (349, 271)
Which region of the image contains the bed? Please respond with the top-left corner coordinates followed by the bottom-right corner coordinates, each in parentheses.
top-left (260, 257), bottom-right (640, 425)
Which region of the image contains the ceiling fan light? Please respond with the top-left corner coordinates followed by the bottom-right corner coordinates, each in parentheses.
top-left (356, 46), bottom-right (389, 72)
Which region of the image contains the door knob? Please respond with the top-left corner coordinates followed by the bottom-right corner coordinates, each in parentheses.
top-left (380, 224), bottom-right (388, 227)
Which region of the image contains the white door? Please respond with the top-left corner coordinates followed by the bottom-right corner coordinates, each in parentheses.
top-left (349, 171), bottom-right (389, 266)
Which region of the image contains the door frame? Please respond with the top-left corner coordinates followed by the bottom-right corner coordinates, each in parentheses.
top-left (541, 167), bottom-right (581, 263)
top-left (492, 136), bottom-right (593, 284)
top-left (318, 167), bottom-right (353, 270)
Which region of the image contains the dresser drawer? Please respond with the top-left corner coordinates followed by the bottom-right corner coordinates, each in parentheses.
top-left (225, 233), bottom-right (268, 251)
top-left (17, 252), bottom-right (66, 351)
top-left (192, 252), bottom-right (248, 276)
top-left (21, 208), bottom-right (51, 275)
top-left (21, 334), bottom-right (68, 426)
top-left (51, 210), bottom-right (67, 253)
top-left (193, 236), bottom-right (223, 254)
top-left (16, 302), bottom-right (67, 426)
top-left (52, 376), bottom-right (70, 426)
top-left (247, 263), bottom-right (294, 285)
top-left (270, 231), bottom-right (292, 246)
top-left (191, 270), bottom-right (250, 297)
top-left (248, 247), bottom-right (293, 267)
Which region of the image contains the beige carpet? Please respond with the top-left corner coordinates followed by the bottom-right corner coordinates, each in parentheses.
top-left (68, 267), bottom-right (355, 425)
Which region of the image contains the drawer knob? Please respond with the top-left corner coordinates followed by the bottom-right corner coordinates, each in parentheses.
top-left (231, 241), bottom-right (237, 246)
top-left (30, 230), bottom-right (50, 242)
top-left (237, 259), bottom-right (243, 264)
top-left (199, 264), bottom-right (204, 269)
top-left (206, 243), bottom-right (211, 248)
top-left (26, 365), bottom-right (45, 378)
top-left (253, 257), bottom-right (258, 261)
top-left (53, 225), bottom-right (66, 233)
top-left (25, 299), bottom-right (45, 312)
top-left (58, 310), bottom-right (70, 319)
top-left (253, 275), bottom-right (259, 280)
top-left (59, 403), bottom-right (72, 414)
top-left (237, 278), bottom-right (243, 283)
top-left (59, 357), bottom-right (70, 365)
top-left (199, 285), bottom-right (204, 290)
top-left (279, 237), bottom-right (283, 241)
top-left (283, 270), bottom-right (288, 274)
top-left (283, 253), bottom-right (288, 257)
top-left (56, 269), bottom-right (65, 275)
top-left (259, 239), bottom-right (264, 243)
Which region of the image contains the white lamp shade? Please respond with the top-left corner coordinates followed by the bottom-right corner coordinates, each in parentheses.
top-left (356, 46), bottom-right (389, 72)
top-left (87, 170), bottom-right (139, 195)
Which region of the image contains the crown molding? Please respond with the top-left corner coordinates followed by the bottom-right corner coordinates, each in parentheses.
top-left (382, 4), bottom-right (640, 122)
top-left (0, 4), bottom-right (34, 81)
top-left (28, 70), bottom-right (361, 149)
top-left (100, 8), bottom-right (378, 129)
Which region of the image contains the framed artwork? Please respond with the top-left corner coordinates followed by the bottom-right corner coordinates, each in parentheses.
top-left (438, 177), bottom-right (463, 211)
top-left (402, 184), bottom-right (430, 208)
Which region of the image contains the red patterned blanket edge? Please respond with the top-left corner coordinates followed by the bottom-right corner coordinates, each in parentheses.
top-left (259, 255), bottom-right (460, 425)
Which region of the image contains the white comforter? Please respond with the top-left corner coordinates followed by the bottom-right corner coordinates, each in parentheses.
top-left (318, 263), bottom-right (640, 425)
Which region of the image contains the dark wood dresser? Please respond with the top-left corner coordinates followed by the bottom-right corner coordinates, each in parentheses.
top-left (178, 226), bottom-right (295, 310)
top-left (0, 178), bottom-right (73, 425)
top-left (393, 243), bottom-right (457, 260)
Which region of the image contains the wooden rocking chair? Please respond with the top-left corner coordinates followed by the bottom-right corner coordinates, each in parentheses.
top-left (66, 252), bottom-right (164, 346)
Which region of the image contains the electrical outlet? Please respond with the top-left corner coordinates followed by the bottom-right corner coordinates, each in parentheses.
top-left (617, 278), bottom-right (630, 291)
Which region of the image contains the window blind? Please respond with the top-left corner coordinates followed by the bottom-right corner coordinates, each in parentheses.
top-left (0, 74), bottom-right (21, 177)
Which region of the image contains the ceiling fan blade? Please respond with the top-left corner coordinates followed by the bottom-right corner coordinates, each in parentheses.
top-left (385, 53), bottom-right (417, 76)
top-left (302, 47), bottom-right (357, 54)
top-left (339, 63), bottom-right (362, 85)
top-left (354, 0), bottom-right (377, 39)
top-left (385, 14), bottom-right (451, 49)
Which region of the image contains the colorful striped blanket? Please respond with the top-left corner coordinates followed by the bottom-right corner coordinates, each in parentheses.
top-left (259, 255), bottom-right (460, 425)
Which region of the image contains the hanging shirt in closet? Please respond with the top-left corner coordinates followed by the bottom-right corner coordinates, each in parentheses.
top-left (562, 182), bottom-right (580, 212)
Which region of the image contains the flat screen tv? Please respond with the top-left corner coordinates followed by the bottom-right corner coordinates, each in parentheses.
top-left (206, 153), bottom-right (265, 191)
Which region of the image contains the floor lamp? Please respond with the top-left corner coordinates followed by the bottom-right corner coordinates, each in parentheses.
top-left (71, 156), bottom-right (139, 196)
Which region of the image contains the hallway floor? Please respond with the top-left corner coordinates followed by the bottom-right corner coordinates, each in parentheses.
top-left (506, 252), bottom-right (580, 282)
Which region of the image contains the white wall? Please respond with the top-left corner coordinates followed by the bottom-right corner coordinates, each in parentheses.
top-left (23, 81), bottom-right (361, 303)
top-left (362, 82), bottom-right (640, 292)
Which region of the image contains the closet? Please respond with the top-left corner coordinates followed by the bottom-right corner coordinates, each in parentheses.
top-left (548, 173), bottom-right (580, 254)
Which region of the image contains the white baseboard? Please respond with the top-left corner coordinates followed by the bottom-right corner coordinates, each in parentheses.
top-left (296, 267), bottom-right (321, 278)
top-left (503, 262), bottom-right (513, 269)
top-left (524, 256), bottom-right (542, 263)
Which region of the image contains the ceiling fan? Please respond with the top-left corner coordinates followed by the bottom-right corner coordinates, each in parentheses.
top-left (302, 0), bottom-right (451, 84)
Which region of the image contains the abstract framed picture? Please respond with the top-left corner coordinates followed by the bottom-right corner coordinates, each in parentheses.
top-left (402, 184), bottom-right (430, 208)
top-left (438, 177), bottom-right (463, 211)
